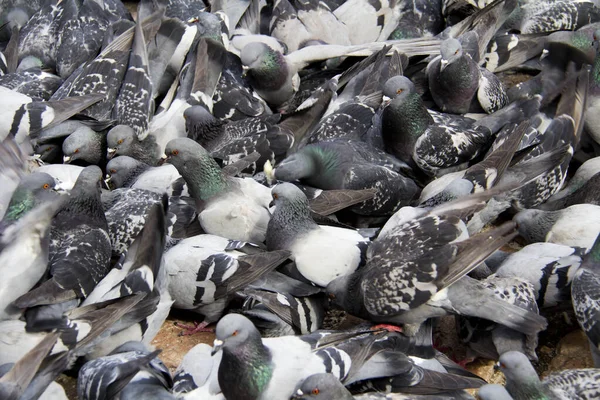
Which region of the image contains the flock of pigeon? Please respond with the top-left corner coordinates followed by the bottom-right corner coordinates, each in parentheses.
top-left (3, 0), bottom-right (600, 398)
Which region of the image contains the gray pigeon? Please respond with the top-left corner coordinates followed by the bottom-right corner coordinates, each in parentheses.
top-left (514, 204), bottom-right (600, 251)
top-left (164, 233), bottom-right (290, 334)
top-left (62, 126), bottom-right (107, 166)
top-left (499, 350), bottom-right (600, 400)
top-left (267, 183), bottom-right (369, 286)
top-left (107, 125), bottom-right (162, 166)
top-left (275, 140), bottom-right (418, 216)
top-left (0, 199), bottom-right (64, 321)
top-left (572, 234), bottom-right (600, 367)
top-left (0, 172), bottom-right (58, 227)
top-left (172, 343), bottom-right (222, 397)
top-left (165, 137), bottom-right (271, 243)
top-left (427, 36), bottom-right (508, 114)
top-left (494, 242), bottom-right (584, 308)
top-left (14, 166), bottom-right (112, 309)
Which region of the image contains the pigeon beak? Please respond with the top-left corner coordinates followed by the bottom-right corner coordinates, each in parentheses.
top-left (493, 361), bottom-right (501, 371)
top-left (241, 65), bottom-right (250, 77)
top-left (104, 174), bottom-right (113, 189)
top-left (291, 389), bottom-right (305, 399)
top-left (63, 155), bottom-right (71, 164)
top-left (269, 200), bottom-right (275, 208)
top-left (212, 339), bottom-right (224, 355)
top-left (440, 58), bottom-right (449, 72)
top-left (107, 148), bottom-right (117, 158)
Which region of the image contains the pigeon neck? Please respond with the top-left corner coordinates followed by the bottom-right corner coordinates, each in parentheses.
top-left (392, 93), bottom-right (433, 138)
top-left (248, 50), bottom-right (288, 91)
top-left (305, 147), bottom-right (338, 181)
top-left (592, 47), bottom-right (600, 90)
top-left (56, 184), bottom-right (107, 230)
top-left (584, 234), bottom-right (600, 271)
top-left (267, 198), bottom-right (318, 249)
top-left (125, 163), bottom-right (152, 187)
top-left (3, 189), bottom-right (35, 223)
top-left (220, 334), bottom-right (273, 400)
top-left (180, 157), bottom-right (229, 201)
top-left (505, 379), bottom-right (546, 400)
top-left (186, 118), bottom-right (225, 147)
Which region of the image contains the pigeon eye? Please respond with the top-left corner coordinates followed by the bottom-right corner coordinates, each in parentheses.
top-left (311, 388), bottom-right (319, 395)
top-left (110, 169), bottom-right (116, 174)
top-left (396, 88), bottom-right (403, 94)
top-left (42, 183), bottom-right (50, 189)
top-left (172, 149), bottom-right (179, 156)
top-left (232, 330), bottom-right (238, 337)
top-left (117, 139), bottom-right (123, 145)
top-left (328, 293), bottom-right (336, 300)
top-left (74, 149), bottom-right (79, 153)
top-left (272, 193), bottom-right (278, 200)
top-left (454, 49), bottom-right (459, 55)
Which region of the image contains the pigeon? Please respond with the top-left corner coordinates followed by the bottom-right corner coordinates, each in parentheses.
top-left (77, 346), bottom-right (163, 400)
top-left (571, 234), bottom-right (600, 367)
top-left (105, 156), bottom-right (189, 196)
top-left (37, 163), bottom-right (85, 191)
top-left (458, 276), bottom-right (541, 362)
top-left (62, 125), bottom-right (108, 166)
top-left (0, 68), bottom-right (63, 100)
top-left (165, 233), bottom-right (291, 334)
top-left (498, 350), bottom-right (600, 400)
top-left (514, 204), bottom-right (600, 251)
top-left (494, 242), bottom-right (584, 308)
top-left (0, 87), bottom-right (104, 153)
top-left (274, 139), bottom-right (419, 216)
top-left (0, 198), bottom-right (64, 321)
top-left (380, 75), bottom-right (538, 174)
top-left (427, 36), bottom-right (508, 114)
top-left (327, 209), bottom-right (547, 336)
top-left (0, 171), bottom-right (58, 227)
top-left (541, 156), bottom-right (600, 210)
top-left (14, 166), bottom-right (112, 309)
top-left (107, 125), bottom-right (162, 166)
top-left (478, 384), bottom-right (514, 400)
top-left (266, 183), bottom-right (369, 286)
top-left (165, 137), bottom-right (272, 243)
top-left (211, 313), bottom-right (430, 400)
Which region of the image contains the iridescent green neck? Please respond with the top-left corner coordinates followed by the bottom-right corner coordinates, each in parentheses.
top-left (304, 146), bottom-right (341, 186)
top-left (182, 156), bottom-right (229, 201)
top-left (3, 190), bottom-right (34, 222)
top-left (592, 48), bottom-right (600, 88)
top-left (249, 50), bottom-right (288, 91)
top-left (221, 337), bottom-right (273, 399)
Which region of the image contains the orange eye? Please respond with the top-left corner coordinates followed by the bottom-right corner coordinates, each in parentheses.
top-left (117, 139), bottom-right (123, 144)
top-left (42, 183), bottom-right (50, 189)
top-left (311, 388), bottom-right (319, 395)
top-left (396, 88), bottom-right (403, 94)
top-left (110, 169), bottom-right (116, 174)
top-left (454, 49), bottom-right (459, 55)
top-left (74, 149), bottom-right (79, 153)
top-left (172, 149), bottom-right (179, 156)
top-left (273, 193), bottom-right (278, 199)
top-left (232, 330), bottom-right (238, 336)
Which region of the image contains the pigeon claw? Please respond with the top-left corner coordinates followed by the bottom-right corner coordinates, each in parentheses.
top-left (370, 324), bottom-right (403, 333)
top-left (175, 321), bottom-right (215, 336)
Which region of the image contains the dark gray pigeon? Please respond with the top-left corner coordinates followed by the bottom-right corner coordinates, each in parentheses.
top-left (275, 139), bottom-right (418, 216)
top-left (107, 125), bottom-right (162, 166)
top-left (427, 36), bottom-right (508, 114)
top-left (14, 166), bottom-right (112, 309)
top-left (0, 68), bottom-right (63, 100)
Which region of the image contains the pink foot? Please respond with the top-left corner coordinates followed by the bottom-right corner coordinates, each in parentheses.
top-left (371, 324), bottom-right (403, 333)
top-left (176, 321), bottom-right (214, 336)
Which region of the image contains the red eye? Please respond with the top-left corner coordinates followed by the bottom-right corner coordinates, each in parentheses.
top-left (74, 149), bottom-right (79, 153)
top-left (172, 149), bottom-right (179, 156)
top-left (232, 330), bottom-right (238, 336)
top-left (311, 388), bottom-right (319, 395)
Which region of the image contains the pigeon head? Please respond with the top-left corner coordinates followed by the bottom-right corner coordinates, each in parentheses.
top-left (107, 125), bottom-right (136, 160)
top-left (325, 273), bottom-right (363, 315)
top-left (35, 143), bottom-right (62, 163)
top-left (213, 314), bottom-right (261, 355)
top-left (62, 127), bottom-right (103, 165)
top-left (75, 166), bottom-right (104, 191)
top-left (3, 172), bottom-right (58, 223)
top-left (270, 183), bottom-right (310, 209)
top-left (274, 152), bottom-right (315, 182)
top-left (105, 156), bottom-right (149, 189)
top-left (478, 384), bottom-right (514, 400)
top-left (383, 76), bottom-right (416, 101)
top-left (183, 105), bottom-right (215, 126)
top-left (497, 351), bottom-right (540, 386)
top-left (440, 38), bottom-right (463, 72)
top-left (292, 373), bottom-right (353, 400)
top-left (165, 138), bottom-right (228, 200)
top-left (240, 42), bottom-right (288, 91)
